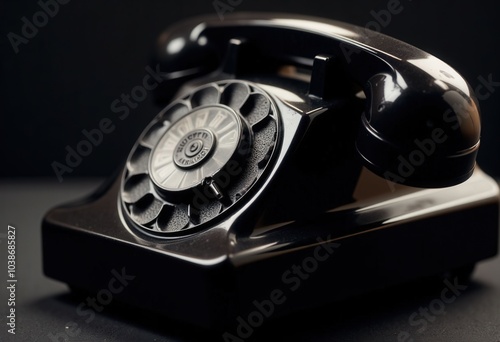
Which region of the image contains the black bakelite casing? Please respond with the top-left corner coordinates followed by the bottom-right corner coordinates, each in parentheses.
top-left (43, 14), bottom-right (499, 330)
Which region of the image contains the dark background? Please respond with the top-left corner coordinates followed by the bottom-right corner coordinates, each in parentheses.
top-left (1, 3), bottom-right (500, 341)
top-left (1, 0), bottom-right (499, 180)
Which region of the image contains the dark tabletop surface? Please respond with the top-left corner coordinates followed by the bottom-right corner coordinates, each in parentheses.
top-left (0, 179), bottom-right (499, 342)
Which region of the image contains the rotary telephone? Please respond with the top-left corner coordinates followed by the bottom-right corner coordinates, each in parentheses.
top-left (43, 13), bottom-right (499, 330)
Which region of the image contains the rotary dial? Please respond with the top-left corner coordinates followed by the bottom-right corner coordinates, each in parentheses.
top-left (120, 81), bottom-right (279, 238)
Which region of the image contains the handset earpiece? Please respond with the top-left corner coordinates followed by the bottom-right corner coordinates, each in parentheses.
top-left (150, 18), bottom-right (221, 104)
top-left (156, 13), bottom-right (480, 187)
top-left (357, 70), bottom-right (480, 187)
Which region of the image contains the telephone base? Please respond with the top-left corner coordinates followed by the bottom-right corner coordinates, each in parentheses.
top-left (42, 169), bottom-right (499, 329)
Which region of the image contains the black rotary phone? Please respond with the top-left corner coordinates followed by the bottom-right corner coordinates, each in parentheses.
top-left (43, 13), bottom-right (499, 330)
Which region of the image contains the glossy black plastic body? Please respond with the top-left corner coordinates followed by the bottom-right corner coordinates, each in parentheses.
top-left (42, 14), bottom-right (499, 330)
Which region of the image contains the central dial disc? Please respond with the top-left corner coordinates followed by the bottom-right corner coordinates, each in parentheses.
top-left (173, 129), bottom-right (215, 169)
top-left (149, 105), bottom-right (244, 193)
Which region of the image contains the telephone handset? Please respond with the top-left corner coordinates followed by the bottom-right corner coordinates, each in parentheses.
top-left (43, 14), bottom-right (498, 329)
top-left (152, 13), bottom-right (480, 187)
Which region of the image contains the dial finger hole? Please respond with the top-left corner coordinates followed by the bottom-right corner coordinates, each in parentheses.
top-left (161, 102), bottom-right (190, 122)
top-left (123, 174), bottom-right (151, 203)
top-left (190, 85), bottom-right (220, 107)
top-left (189, 200), bottom-right (223, 226)
top-left (158, 204), bottom-right (190, 232)
top-left (253, 119), bottom-right (277, 163)
top-left (240, 93), bottom-right (271, 126)
top-left (127, 145), bottom-right (151, 176)
top-left (221, 82), bottom-right (250, 109)
top-left (141, 120), bottom-right (170, 149)
top-left (200, 200), bottom-right (223, 224)
top-left (129, 194), bottom-right (163, 226)
top-left (228, 163), bottom-right (258, 200)
top-left (156, 204), bottom-right (174, 230)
